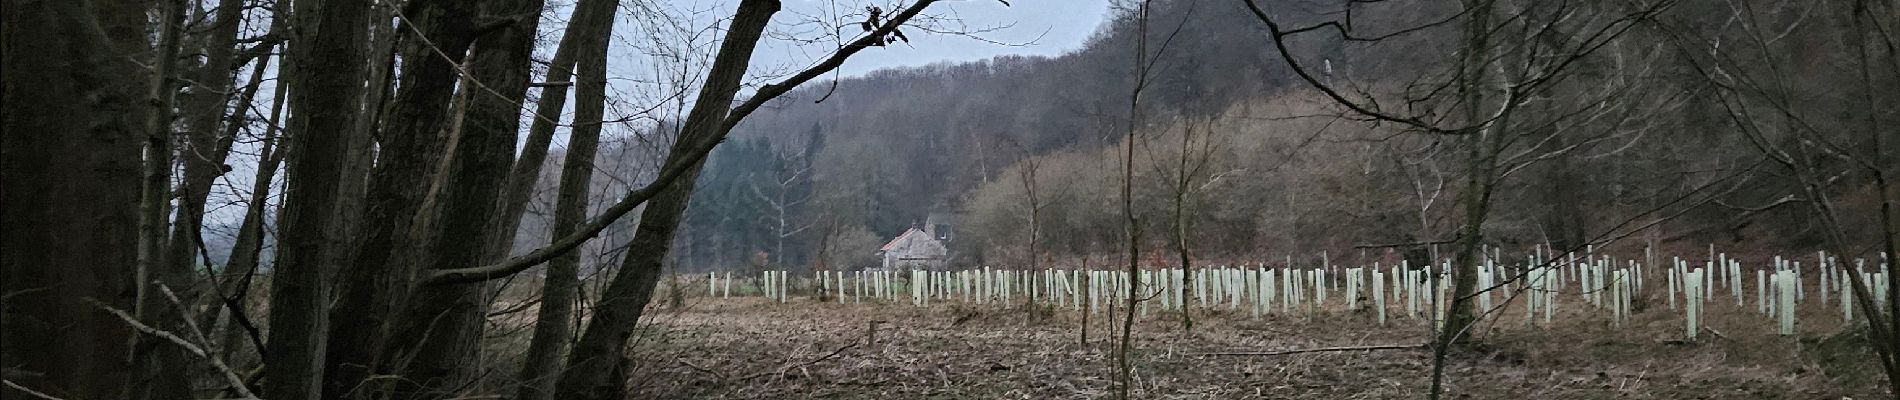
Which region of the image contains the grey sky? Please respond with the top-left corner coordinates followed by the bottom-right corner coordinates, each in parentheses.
top-left (781, 0), bottom-right (1114, 76)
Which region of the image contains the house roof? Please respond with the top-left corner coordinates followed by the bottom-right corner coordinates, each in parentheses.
top-left (879, 228), bottom-right (929, 251)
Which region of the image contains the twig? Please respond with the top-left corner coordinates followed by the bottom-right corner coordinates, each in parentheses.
top-left (1702, 327), bottom-right (1728, 340)
top-left (88, 288), bottom-right (260, 400)
top-left (678, 359), bottom-right (728, 381)
top-left (2, 379), bottom-right (66, 400)
top-left (1196, 344), bottom-right (1420, 357)
top-left (737, 340), bottom-right (860, 381)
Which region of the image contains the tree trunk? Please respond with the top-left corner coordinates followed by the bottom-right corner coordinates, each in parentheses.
top-left (551, 2), bottom-right (780, 398)
top-left (318, 5), bottom-right (395, 397)
top-left (265, 0), bottom-right (373, 397)
top-left (322, 0), bottom-right (485, 397)
top-left (1118, 3), bottom-right (1154, 399)
top-left (131, 0), bottom-right (190, 397)
top-left (485, 0), bottom-right (620, 263)
top-left (1, 1), bottom-right (148, 398)
top-left (376, 0), bottom-right (546, 396)
top-left (1432, 1), bottom-right (1499, 398)
top-left (513, 0), bottom-right (614, 397)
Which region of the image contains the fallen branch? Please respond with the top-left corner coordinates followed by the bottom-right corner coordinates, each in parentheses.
top-left (678, 359), bottom-right (728, 381)
top-left (737, 340), bottom-right (860, 381)
top-left (1702, 327), bottom-right (1728, 340)
top-left (1197, 344), bottom-right (1420, 356)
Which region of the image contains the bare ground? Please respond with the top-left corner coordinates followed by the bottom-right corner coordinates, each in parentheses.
top-left (604, 296), bottom-right (1887, 399)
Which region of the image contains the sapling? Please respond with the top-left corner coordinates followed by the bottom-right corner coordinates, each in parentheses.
top-left (1794, 261), bottom-right (1804, 301)
top-left (1477, 260), bottom-right (1492, 313)
top-left (1667, 263), bottom-right (1679, 311)
top-left (1685, 268), bottom-right (1704, 340)
top-left (1820, 255), bottom-right (1830, 306)
top-left (1347, 267), bottom-right (1361, 311)
top-left (1316, 270), bottom-right (1327, 308)
top-left (1758, 269), bottom-right (1769, 316)
top-left (1373, 269), bottom-right (1387, 326)
top-left (1843, 269), bottom-right (1854, 321)
top-left (1543, 267), bottom-right (1557, 325)
top-left (1775, 269), bottom-right (1796, 335)
top-left (1527, 267), bottom-right (1543, 327)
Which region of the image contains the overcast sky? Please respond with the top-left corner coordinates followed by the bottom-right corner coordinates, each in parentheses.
top-left (777, 0), bottom-right (1114, 76)
top-left (609, 0), bottom-right (1115, 79)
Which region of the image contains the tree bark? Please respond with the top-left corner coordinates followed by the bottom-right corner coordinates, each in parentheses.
top-left (1, 1), bottom-right (148, 398)
top-left (266, 0), bottom-right (373, 397)
top-left (320, 0), bottom-right (481, 397)
top-left (318, 5), bottom-right (395, 397)
top-left (374, 0), bottom-right (545, 396)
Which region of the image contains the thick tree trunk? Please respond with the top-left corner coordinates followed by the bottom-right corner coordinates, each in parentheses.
top-left (265, 0), bottom-right (373, 397)
top-left (318, 6), bottom-right (395, 398)
top-left (513, 1), bottom-right (614, 398)
top-left (377, 0), bottom-right (546, 396)
top-left (1, 1), bottom-right (148, 398)
top-left (321, 0), bottom-right (482, 397)
top-left (551, 2), bottom-right (780, 398)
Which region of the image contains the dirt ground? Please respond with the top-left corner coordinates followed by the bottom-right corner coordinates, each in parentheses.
top-left (607, 295), bottom-right (1888, 399)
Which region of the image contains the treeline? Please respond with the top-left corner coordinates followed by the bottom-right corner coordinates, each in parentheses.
top-left (677, 0), bottom-right (1898, 272)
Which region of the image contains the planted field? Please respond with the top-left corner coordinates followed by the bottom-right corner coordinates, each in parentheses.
top-left (562, 249), bottom-right (1896, 398)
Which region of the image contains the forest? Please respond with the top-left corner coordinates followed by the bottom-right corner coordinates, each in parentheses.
top-left (2, 0), bottom-right (1896, 399)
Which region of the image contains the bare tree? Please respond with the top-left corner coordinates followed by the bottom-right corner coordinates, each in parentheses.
top-left (751, 157), bottom-right (816, 266)
top-left (1112, 0), bottom-right (1197, 397)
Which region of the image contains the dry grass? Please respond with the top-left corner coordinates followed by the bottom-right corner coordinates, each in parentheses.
top-left (598, 292), bottom-right (1885, 399)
